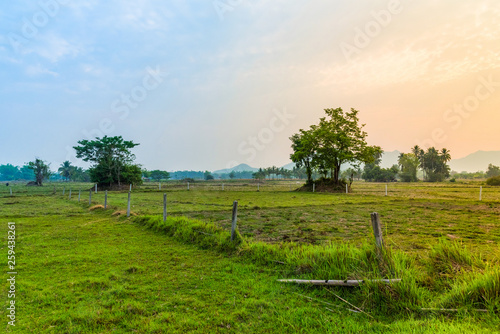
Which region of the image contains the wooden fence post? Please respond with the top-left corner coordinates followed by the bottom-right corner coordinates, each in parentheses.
top-left (95, 184), bottom-right (98, 194)
top-left (370, 212), bottom-right (384, 249)
top-left (187, 182), bottom-right (190, 191)
top-left (231, 201), bottom-right (238, 241)
top-left (159, 183), bottom-right (161, 191)
top-left (479, 186), bottom-right (483, 201)
top-left (69, 189), bottom-right (72, 200)
top-left (163, 193), bottom-right (167, 222)
top-left (385, 184), bottom-right (388, 196)
top-left (78, 189), bottom-right (81, 202)
top-left (104, 190), bottom-right (108, 209)
top-left (129, 184), bottom-right (132, 192)
top-left (88, 190), bottom-right (92, 206)
top-left (313, 183), bottom-right (315, 193)
top-left (127, 191), bottom-right (131, 217)
top-left (346, 184), bottom-right (348, 194)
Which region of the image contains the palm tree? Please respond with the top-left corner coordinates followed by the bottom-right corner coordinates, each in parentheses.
top-left (440, 148), bottom-right (451, 163)
top-left (58, 161), bottom-right (73, 182)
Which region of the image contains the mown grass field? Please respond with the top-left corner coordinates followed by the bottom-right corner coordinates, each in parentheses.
top-left (1, 180), bottom-right (499, 333)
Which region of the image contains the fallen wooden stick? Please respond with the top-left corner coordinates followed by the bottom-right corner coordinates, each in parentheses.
top-left (277, 279), bottom-right (401, 286)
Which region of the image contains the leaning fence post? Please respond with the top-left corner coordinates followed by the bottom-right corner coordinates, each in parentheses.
top-left (104, 190), bottom-right (108, 209)
top-left (127, 191), bottom-right (131, 217)
top-left (370, 212), bottom-right (384, 249)
top-left (231, 201), bottom-right (238, 241)
top-left (163, 193), bottom-right (167, 222)
top-left (89, 190), bottom-right (92, 206)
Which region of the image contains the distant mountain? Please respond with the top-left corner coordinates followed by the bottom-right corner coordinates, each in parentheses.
top-left (213, 163), bottom-right (258, 174)
top-left (449, 151), bottom-right (500, 173)
top-left (281, 162), bottom-right (296, 170)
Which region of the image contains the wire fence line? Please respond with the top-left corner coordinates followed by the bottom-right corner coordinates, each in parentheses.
top-left (1, 180), bottom-right (499, 202)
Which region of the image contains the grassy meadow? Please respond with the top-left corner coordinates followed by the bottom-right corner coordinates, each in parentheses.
top-left (1, 180), bottom-right (499, 333)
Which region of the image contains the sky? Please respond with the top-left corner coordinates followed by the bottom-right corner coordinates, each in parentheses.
top-left (0, 0), bottom-right (499, 171)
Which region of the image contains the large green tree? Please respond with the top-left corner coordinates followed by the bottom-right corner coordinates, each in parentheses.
top-left (27, 159), bottom-right (52, 186)
top-left (291, 108), bottom-right (382, 186)
top-left (73, 136), bottom-right (142, 187)
top-left (290, 129), bottom-right (317, 184)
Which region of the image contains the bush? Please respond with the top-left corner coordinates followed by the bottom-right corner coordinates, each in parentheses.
top-left (486, 175), bottom-right (500, 186)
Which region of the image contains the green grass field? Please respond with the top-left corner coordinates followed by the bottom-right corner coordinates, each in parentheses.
top-left (1, 180), bottom-right (499, 333)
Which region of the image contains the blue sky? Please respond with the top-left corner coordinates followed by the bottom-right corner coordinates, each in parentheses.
top-left (1, 0), bottom-right (499, 171)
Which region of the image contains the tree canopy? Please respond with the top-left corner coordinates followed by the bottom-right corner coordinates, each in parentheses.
top-left (290, 108), bottom-right (382, 186)
top-left (74, 136), bottom-right (142, 187)
top-left (27, 158), bottom-right (51, 186)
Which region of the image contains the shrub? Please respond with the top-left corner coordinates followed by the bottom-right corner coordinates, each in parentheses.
top-left (486, 175), bottom-right (500, 186)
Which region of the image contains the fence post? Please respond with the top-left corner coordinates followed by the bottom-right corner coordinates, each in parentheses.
top-left (163, 193), bottom-right (167, 222)
top-left (127, 191), bottom-right (131, 217)
top-left (231, 201), bottom-right (238, 241)
top-left (159, 182), bottom-right (161, 191)
top-left (63, 186), bottom-right (65, 196)
top-left (95, 184), bottom-right (97, 194)
top-left (129, 184), bottom-right (132, 192)
top-left (88, 190), bottom-right (92, 206)
top-left (69, 189), bottom-right (72, 200)
top-left (370, 212), bottom-right (384, 249)
top-left (346, 184), bottom-right (348, 194)
top-left (104, 190), bottom-right (108, 209)
top-left (257, 183), bottom-right (260, 191)
top-left (313, 183), bottom-right (315, 193)
top-left (385, 184), bottom-right (388, 196)
top-left (222, 183), bottom-right (224, 191)
top-left (187, 182), bottom-right (190, 191)
top-left (78, 189), bottom-right (81, 202)
top-left (479, 186), bottom-right (483, 201)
